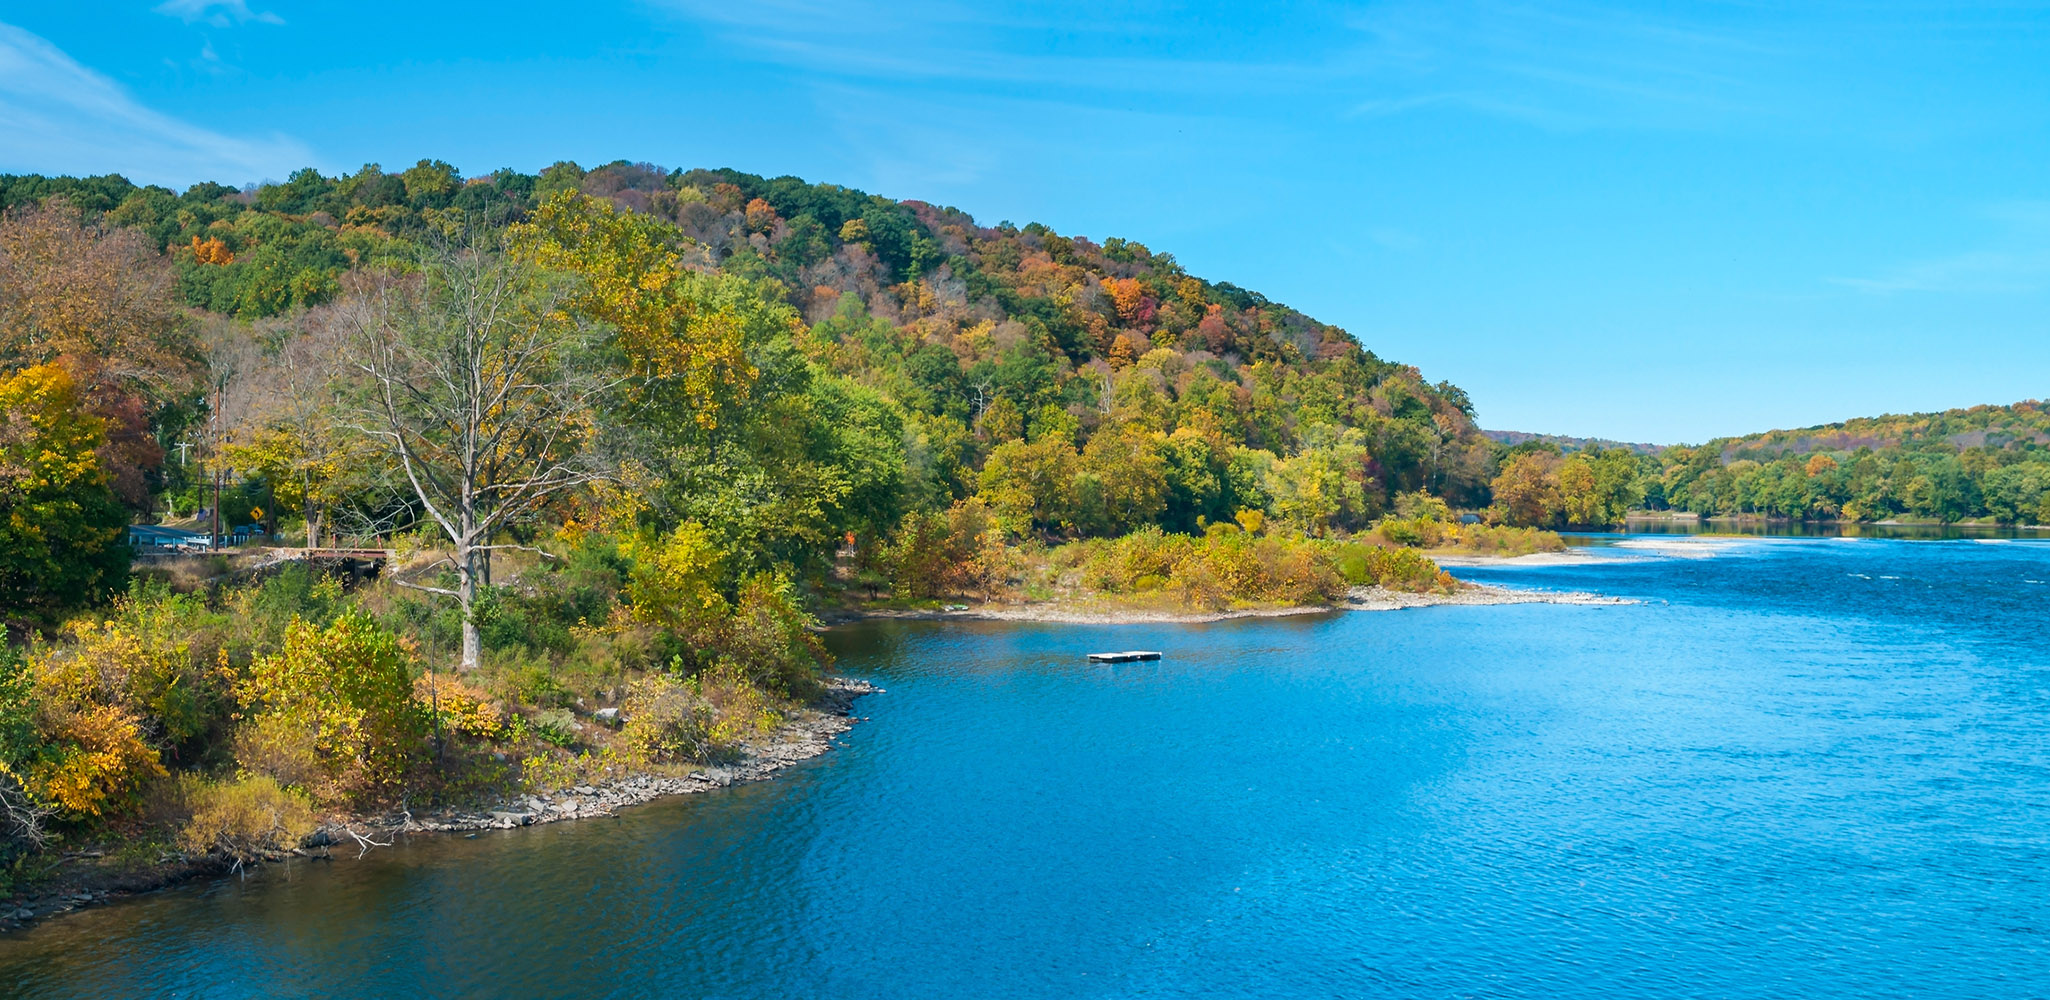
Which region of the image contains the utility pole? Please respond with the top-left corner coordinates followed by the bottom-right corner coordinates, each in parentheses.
top-left (210, 384), bottom-right (222, 550)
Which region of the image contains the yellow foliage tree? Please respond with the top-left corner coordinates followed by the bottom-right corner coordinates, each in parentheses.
top-left (514, 192), bottom-right (755, 428)
top-left (620, 521), bottom-right (730, 638)
top-left (0, 363), bottom-right (130, 622)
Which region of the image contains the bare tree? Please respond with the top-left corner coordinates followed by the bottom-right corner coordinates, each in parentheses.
top-left (225, 311), bottom-right (370, 549)
top-left (339, 248), bottom-right (612, 671)
top-left (198, 318), bottom-right (263, 545)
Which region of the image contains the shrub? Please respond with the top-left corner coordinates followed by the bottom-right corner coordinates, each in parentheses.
top-left (693, 660), bottom-right (780, 747)
top-left (176, 775), bottom-right (317, 863)
top-left (1375, 515), bottom-right (1446, 548)
top-left (27, 702), bottom-right (166, 820)
top-left (38, 617), bottom-right (226, 754)
top-left (621, 521), bottom-right (728, 638)
top-left (620, 674), bottom-right (712, 764)
top-left (1331, 544), bottom-right (1450, 592)
top-left (415, 673), bottom-right (505, 740)
top-left (519, 746), bottom-right (624, 794)
top-left (719, 574), bottom-right (828, 697)
top-left (236, 612), bottom-right (430, 805)
top-left (497, 661), bottom-right (572, 708)
top-left (1059, 525), bottom-right (1350, 609)
top-left (1446, 523), bottom-right (1567, 557)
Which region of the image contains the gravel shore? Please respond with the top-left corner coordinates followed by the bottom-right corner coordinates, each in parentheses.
top-left (838, 582), bottom-right (1632, 625)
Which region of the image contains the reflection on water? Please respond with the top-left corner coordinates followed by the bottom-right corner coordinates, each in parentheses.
top-left (2, 537), bottom-right (2047, 998)
top-left (1606, 515), bottom-right (2050, 540)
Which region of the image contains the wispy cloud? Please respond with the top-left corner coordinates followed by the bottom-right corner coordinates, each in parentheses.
top-left (0, 21), bottom-right (313, 187)
top-left (646, 0), bottom-right (1325, 97)
top-left (153, 0), bottom-right (283, 27)
top-left (1334, 0), bottom-right (1808, 131)
top-left (1831, 201), bottom-right (2050, 294)
top-left (654, 0), bottom-right (2028, 139)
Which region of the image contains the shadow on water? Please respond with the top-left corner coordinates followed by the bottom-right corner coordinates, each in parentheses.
top-left (1597, 517), bottom-right (2050, 540)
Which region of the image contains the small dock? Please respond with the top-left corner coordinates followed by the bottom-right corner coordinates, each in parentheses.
top-left (1087, 650), bottom-right (1162, 663)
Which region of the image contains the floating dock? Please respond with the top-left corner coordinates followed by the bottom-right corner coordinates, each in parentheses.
top-left (1087, 650), bottom-right (1162, 663)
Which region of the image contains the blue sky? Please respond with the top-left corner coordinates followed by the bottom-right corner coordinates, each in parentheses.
top-left (3, 1), bottom-right (2047, 443)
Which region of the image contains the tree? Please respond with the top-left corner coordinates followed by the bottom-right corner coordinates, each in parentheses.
top-left (514, 191), bottom-right (753, 423)
top-left (0, 364), bottom-right (129, 627)
top-left (1075, 426), bottom-right (1168, 536)
top-left (0, 198), bottom-right (198, 508)
top-left (338, 250), bottom-right (610, 671)
top-left (221, 312), bottom-right (372, 547)
top-left (978, 437), bottom-right (1080, 536)
top-left (1491, 451), bottom-right (1562, 527)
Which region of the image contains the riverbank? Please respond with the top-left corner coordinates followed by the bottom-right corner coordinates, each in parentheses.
top-left (1427, 550), bottom-right (1618, 568)
top-left (0, 677), bottom-right (877, 935)
top-left (1342, 583), bottom-right (1630, 610)
top-left (834, 581), bottom-right (1630, 625)
top-left (3, 576), bottom-right (1634, 932)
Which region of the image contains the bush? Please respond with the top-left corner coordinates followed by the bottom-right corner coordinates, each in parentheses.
top-left (719, 574), bottom-right (828, 697)
top-left (693, 661), bottom-right (780, 746)
top-left (620, 674), bottom-right (712, 764)
top-left (38, 616), bottom-right (226, 755)
top-left (236, 612), bottom-right (430, 805)
top-left (415, 673), bottom-right (505, 740)
top-left (26, 702), bottom-right (166, 820)
top-left (1446, 523), bottom-right (1566, 557)
top-left (1375, 515), bottom-right (1447, 548)
top-left (176, 775), bottom-right (317, 862)
top-left (1058, 525), bottom-right (1349, 609)
top-left (1330, 543), bottom-right (1451, 592)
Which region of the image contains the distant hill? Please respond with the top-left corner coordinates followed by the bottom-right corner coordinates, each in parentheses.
top-left (1708, 401), bottom-right (2050, 462)
top-left (1644, 401), bottom-right (2050, 523)
top-left (1483, 429), bottom-right (1665, 456)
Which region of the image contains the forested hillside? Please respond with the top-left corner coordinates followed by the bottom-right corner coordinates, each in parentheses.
top-left (1645, 402), bottom-right (2050, 523)
top-left (1483, 402), bottom-right (2050, 528)
top-left (0, 159), bottom-right (1489, 875)
top-left (0, 160), bottom-right (1490, 555)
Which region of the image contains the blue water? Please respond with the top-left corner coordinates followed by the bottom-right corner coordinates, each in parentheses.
top-left (3, 535), bottom-right (2047, 998)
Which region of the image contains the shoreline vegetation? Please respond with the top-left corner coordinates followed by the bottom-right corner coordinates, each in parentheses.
top-left (5, 162), bottom-right (1527, 928)
top-left (0, 532), bottom-right (1623, 938)
top-left (0, 503), bottom-right (1610, 933)
top-left (842, 582), bottom-right (1630, 624)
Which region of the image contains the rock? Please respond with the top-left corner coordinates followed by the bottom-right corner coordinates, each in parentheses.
top-left (593, 707), bottom-right (620, 724)
top-left (573, 785), bottom-right (597, 796)
top-left (489, 811), bottom-right (533, 828)
top-left (11, 908), bottom-right (32, 920)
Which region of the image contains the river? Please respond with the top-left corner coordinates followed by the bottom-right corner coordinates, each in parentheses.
top-left (2, 534), bottom-right (2046, 998)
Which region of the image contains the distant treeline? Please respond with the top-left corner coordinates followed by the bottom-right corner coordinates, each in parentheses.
top-left (1487, 402), bottom-right (2050, 527)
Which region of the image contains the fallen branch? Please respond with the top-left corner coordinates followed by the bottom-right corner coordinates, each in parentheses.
top-left (342, 824), bottom-right (392, 859)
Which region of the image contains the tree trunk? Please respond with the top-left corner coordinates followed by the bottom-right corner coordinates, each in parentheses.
top-left (457, 546), bottom-right (481, 672)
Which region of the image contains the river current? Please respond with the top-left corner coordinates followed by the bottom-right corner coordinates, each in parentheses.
top-left (2, 535), bottom-right (2046, 998)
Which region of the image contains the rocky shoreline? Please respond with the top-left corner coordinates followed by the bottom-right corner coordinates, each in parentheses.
top-left (1341, 583), bottom-right (1632, 610)
top-left (837, 582), bottom-right (1632, 625)
top-left (0, 677), bottom-right (878, 935)
top-left (372, 676), bottom-right (877, 835)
